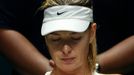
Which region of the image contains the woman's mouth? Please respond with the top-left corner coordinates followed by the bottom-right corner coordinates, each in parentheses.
top-left (61, 57), bottom-right (76, 64)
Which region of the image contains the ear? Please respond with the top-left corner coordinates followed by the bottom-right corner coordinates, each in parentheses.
top-left (89, 23), bottom-right (97, 43)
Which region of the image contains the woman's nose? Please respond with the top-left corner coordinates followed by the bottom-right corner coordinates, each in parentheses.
top-left (62, 44), bottom-right (72, 55)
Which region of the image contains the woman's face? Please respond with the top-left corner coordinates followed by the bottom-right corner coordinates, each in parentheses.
top-left (45, 29), bottom-right (92, 72)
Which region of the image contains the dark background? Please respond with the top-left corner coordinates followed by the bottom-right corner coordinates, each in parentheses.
top-left (93, 0), bottom-right (132, 53)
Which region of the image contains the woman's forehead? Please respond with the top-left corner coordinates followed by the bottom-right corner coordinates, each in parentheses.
top-left (48, 31), bottom-right (85, 36)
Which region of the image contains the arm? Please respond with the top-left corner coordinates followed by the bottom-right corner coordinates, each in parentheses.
top-left (97, 35), bottom-right (134, 74)
top-left (0, 29), bottom-right (52, 75)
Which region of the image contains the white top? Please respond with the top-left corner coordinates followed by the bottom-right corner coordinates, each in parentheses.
top-left (45, 71), bottom-right (51, 75)
top-left (45, 71), bottom-right (101, 75)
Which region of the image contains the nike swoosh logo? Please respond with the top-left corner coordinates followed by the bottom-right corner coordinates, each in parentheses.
top-left (57, 11), bottom-right (66, 15)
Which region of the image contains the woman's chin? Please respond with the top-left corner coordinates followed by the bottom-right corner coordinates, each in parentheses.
top-left (57, 64), bottom-right (78, 73)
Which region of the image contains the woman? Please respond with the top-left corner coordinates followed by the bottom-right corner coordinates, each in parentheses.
top-left (41, 0), bottom-right (123, 75)
top-left (41, 0), bottom-right (98, 75)
top-left (41, 0), bottom-right (120, 75)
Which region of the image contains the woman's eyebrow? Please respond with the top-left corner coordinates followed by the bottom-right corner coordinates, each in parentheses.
top-left (71, 32), bottom-right (82, 34)
top-left (71, 32), bottom-right (84, 35)
top-left (49, 32), bottom-right (60, 35)
top-left (71, 32), bottom-right (77, 34)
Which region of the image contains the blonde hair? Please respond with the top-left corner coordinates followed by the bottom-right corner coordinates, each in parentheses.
top-left (88, 36), bottom-right (97, 71)
top-left (42, 0), bottom-right (96, 71)
top-left (41, 0), bottom-right (92, 9)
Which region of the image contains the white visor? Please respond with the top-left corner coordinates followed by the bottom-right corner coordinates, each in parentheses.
top-left (41, 5), bottom-right (93, 36)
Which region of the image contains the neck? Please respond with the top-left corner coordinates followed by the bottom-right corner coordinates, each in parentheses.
top-left (52, 65), bottom-right (93, 75)
top-left (52, 70), bottom-right (92, 75)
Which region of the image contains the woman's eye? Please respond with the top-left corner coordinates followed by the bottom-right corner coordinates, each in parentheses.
top-left (47, 35), bottom-right (61, 42)
top-left (50, 38), bottom-right (61, 42)
top-left (71, 33), bottom-right (83, 41)
top-left (72, 36), bottom-right (82, 41)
